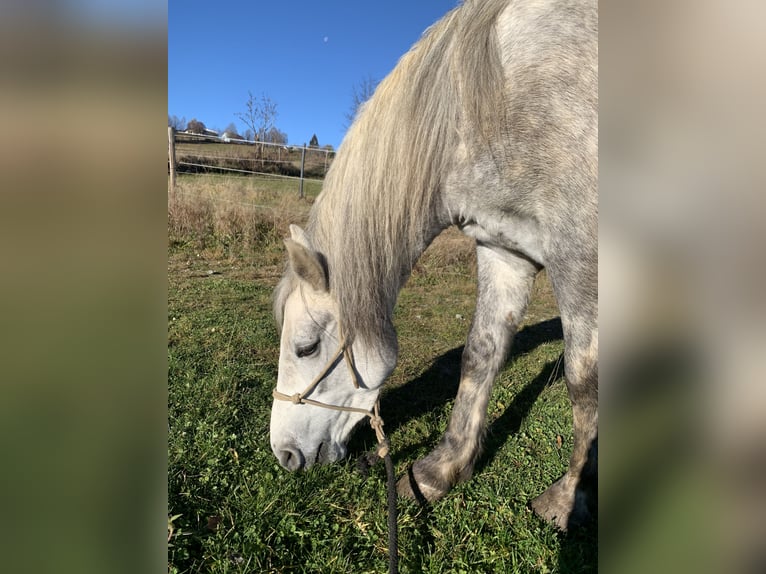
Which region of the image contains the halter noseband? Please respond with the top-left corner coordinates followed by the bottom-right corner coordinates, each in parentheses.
top-left (271, 333), bottom-right (388, 450)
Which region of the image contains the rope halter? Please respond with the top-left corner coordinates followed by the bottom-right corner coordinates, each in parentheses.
top-left (271, 332), bottom-right (389, 456)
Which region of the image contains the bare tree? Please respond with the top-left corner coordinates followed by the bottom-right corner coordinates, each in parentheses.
top-left (264, 127), bottom-right (288, 145)
top-left (223, 122), bottom-right (242, 139)
top-left (344, 76), bottom-right (378, 129)
top-left (186, 118), bottom-right (206, 134)
top-left (236, 91), bottom-right (278, 155)
top-left (168, 114), bottom-right (186, 131)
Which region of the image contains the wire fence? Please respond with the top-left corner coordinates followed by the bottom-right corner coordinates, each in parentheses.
top-left (168, 127), bottom-right (336, 198)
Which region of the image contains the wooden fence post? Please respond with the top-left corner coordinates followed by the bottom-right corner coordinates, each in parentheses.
top-left (299, 144), bottom-right (306, 199)
top-left (168, 126), bottom-right (177, 191)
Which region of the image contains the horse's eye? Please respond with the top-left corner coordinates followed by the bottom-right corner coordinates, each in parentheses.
top-left (296, 341), bottom-right (319, 358)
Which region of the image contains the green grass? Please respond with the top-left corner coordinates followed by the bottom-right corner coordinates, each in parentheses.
top-left (168, 182), bottom-right (596, 573)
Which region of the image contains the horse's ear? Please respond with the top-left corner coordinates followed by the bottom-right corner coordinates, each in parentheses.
top-left (284, 238), bottom-right (328, 293)
top-left (289, 224), bottom-right (313, 250)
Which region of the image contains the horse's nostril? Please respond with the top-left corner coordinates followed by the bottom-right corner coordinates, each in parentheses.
top-left (276, 446), bottom-right (305, 471)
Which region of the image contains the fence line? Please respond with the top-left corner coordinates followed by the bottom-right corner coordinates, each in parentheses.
top-left (168, 126), bottom-right (177, 190)
top-left (172, 170), bottom-right (287, 182)
top-left (171, 129), bottom-right (335, 158)
top-left (174, 153), bottom-right (299, 166)
top-left (176, 161), bottom-right (326, 183)
top-left (168, 128), bottom-right (335, 198)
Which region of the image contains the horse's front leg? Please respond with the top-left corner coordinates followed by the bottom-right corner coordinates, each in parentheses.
top-left (398, 244), bottom-right (539, 501)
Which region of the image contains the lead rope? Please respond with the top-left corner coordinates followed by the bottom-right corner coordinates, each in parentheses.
top-left (384, 450), bottom-right (398, 574)
top-left (272, 336), bottom-right (398, 574)
top-left (368, 403), bottom-right (398, 574)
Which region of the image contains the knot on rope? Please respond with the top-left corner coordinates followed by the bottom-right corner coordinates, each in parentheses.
top-left (290, 393), bottom-right (302, 404)
top-left (369, 414), bottom-right (386, 443)
top-left (376, 439), bottom-right (390, 459)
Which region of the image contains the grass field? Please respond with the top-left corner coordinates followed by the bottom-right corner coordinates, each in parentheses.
top-left (168, 174), bottom-right (597, 573)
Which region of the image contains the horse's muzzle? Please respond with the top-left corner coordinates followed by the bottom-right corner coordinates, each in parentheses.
top-left (273, 440), bottom-right (345, 471)
top-left (274, 443), bottom-right (305, 471)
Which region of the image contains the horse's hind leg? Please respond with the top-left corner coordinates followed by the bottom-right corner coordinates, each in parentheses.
top-left (397, 243), bottom-right (539, 502)
top-left (530, 270), bottom-right (598, 530)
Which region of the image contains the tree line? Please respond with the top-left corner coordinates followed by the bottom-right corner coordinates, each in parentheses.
top-left (168, 92), bottom-right (290, 145)
top-left (169, 78), bottom-right (379, 151)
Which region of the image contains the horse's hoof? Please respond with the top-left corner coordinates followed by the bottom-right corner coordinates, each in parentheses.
top-left (530, 475), bottom-right (591, 531)
top-left (396, 464), bottom-right (449, 503)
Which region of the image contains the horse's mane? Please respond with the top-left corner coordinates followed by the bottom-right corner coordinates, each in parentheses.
top-left (282, 0), bottom-right (509, 344)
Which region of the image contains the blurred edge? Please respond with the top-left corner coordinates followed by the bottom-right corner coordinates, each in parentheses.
top-left (3, 1), bottom-right (766, 573)
top-left (0, 2), bottom-right (167, 574)
top-left (601, 1), bottom-right (766, 573)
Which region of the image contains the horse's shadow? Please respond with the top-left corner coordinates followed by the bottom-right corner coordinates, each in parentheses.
top-left (349, 316), bottom-right (565, 468)
top-left (346, 316), bottom-right (597, 568)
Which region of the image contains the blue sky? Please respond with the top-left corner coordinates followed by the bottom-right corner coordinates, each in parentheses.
top-left (169, 1), bottom-right (459, 149)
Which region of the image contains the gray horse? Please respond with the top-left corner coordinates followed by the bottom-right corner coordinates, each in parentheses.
top-left (271, 0), bottom-right (597, 529)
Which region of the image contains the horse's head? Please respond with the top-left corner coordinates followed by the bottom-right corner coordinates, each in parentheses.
top-left (270, 225), bottom-right (397, 471)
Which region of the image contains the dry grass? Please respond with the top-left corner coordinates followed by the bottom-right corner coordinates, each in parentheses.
top-left (168, 175), bottom-right (317, 259)
top-left (169, 174), bottom-right (480, 271)
top-left (417, 226), bottom-right (477, 271)
top-left (167, 175), bottom-right (555, 327)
